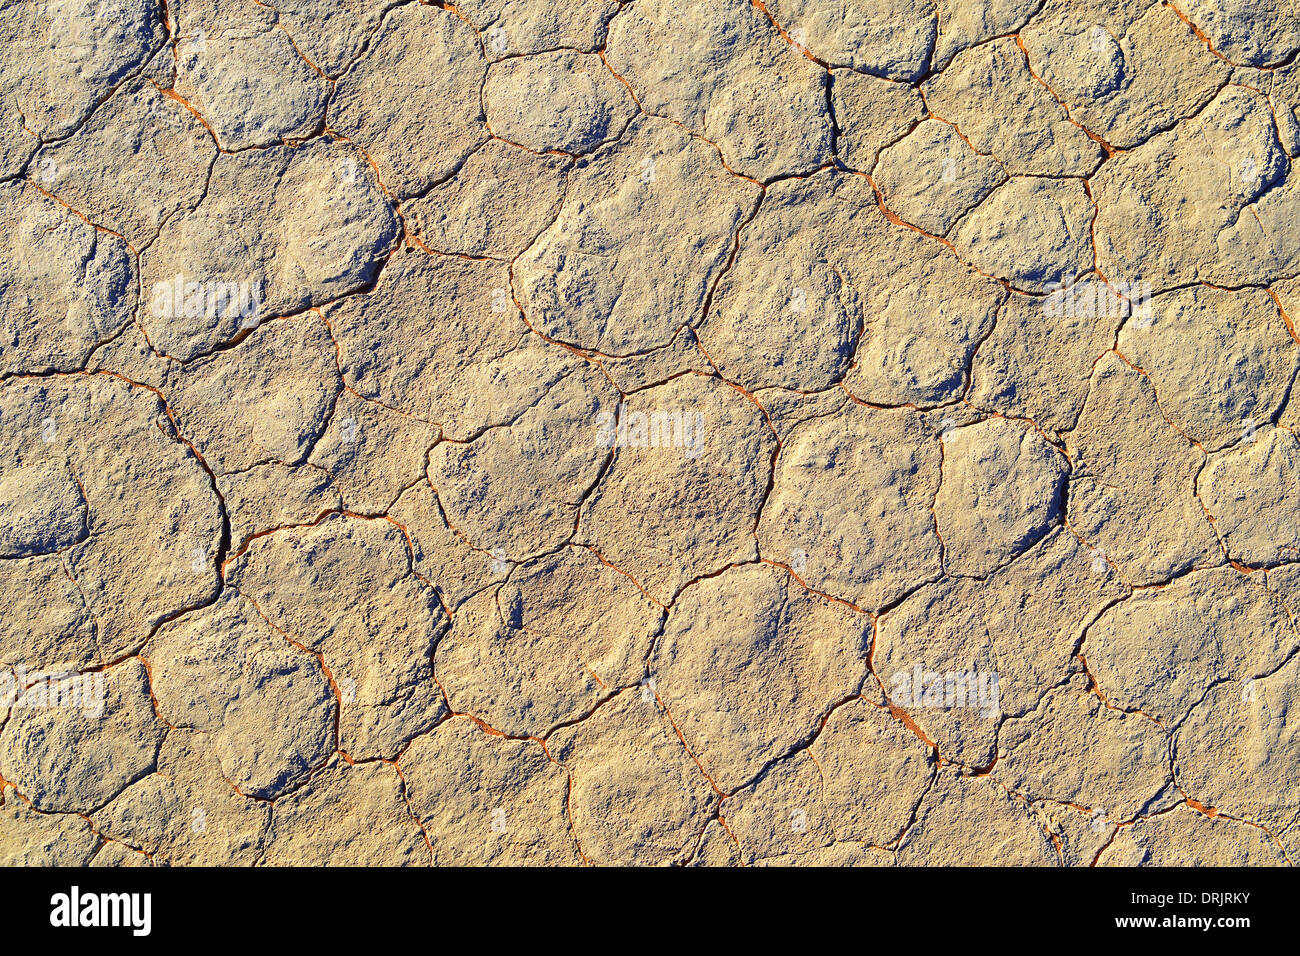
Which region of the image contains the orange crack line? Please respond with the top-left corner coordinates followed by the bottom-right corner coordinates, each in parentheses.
top-left (220, 507), bottom-right (452, 620)
top-left (310, 306), bottom-right (348, 375)
top-left (272, 21), bottom-right (331, 82)
top-left (837, 384), bottom-right (926, 413)
top-left (749, 0), bottom-right (829, 69)
top-left (387, 757), bottom-right (436, 860)
top-left (711, 809), bottom-right (745, 863)
top-left (690, 341), bottom-right (781, 439)
top-left (1075, 652), bottom-right (1166, 728)
top-left (918, 90), bottom-right (1008, 164)
top-left (1268, 288), bottom-right (1300, 344)
top-left (365, 509), bottom-right (451, 612)
top-left (431, 1), bottom-right (470, 26)
top-left (1163, 0), bottom-right (1257, 69)
top-left (760, 558), bottom-right (870, 614)
top-left (563, 774), bottom-right (595, 866)
top-left (426, 676), bottom-right (555, 750)
top-left (81, 370), bottom-right (224, 502)
top-left (1109, 348), bottom-right (1210, 454)
top-left (220, 510), bottom-right (336, 575)
top-left (482, 116), bottom-right (577, 160)
top-left (134, 654), bottom-right (180, 730)
top-left (503, 273), bottom-right (621, 391)
top-left (158, 0), bottom-right (181, 70)
top-left (581, 544), bottom-right (667, 610)
top-left (1060, 515), bottom-right (1134, 587)
top-left (862, 620), bottom-right (945, 757)
top-left (418, 478), bottom-right (504, 573)
top-left (931, 434), bottom-right (948, 566)
top-left (240, 590), bottom-right (347, 758)
top-left (1105, 346), bottom-right (1229, 561)
top-left (595, 49), bottom-right (766, 187)
top-left (146, 80), bottom-right (223, 150)
top-left (959, 401), bottom-right (1074, 462)
top-left (26, 181), bottom-right (139, 256)
top-left (1082, 178), bottom-right (1103, 276)
top-left (320, 128), bottom-right (426, 252)
top-left (850, 169), bottom-right (1019, 293)
top-left (2, 777), bottom-right (144, 867)
top-left (1172, 784), bottom-right (1296, 864)
top-left (652, 690), bottom-right (725, 797)
top-left (980, 775), bottom-right (1065, 862)
top-left (1012, 33), bottom-right (1120, 159)
top-left (877, 700), bottom-right (941, 754)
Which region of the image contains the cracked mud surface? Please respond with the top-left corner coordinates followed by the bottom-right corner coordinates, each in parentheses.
top-left (1, 0), bottom-right (1299, 868)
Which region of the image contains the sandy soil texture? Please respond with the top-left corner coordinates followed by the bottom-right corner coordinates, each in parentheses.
top-left (2, 0), bottom-right (1300, 866)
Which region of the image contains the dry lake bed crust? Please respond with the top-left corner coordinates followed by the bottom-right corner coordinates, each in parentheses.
top-left (1, 0), bottom-right (1299, 867)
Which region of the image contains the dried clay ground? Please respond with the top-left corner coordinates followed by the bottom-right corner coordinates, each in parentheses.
top-left (2, 0), bottom-right (1300, 866)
